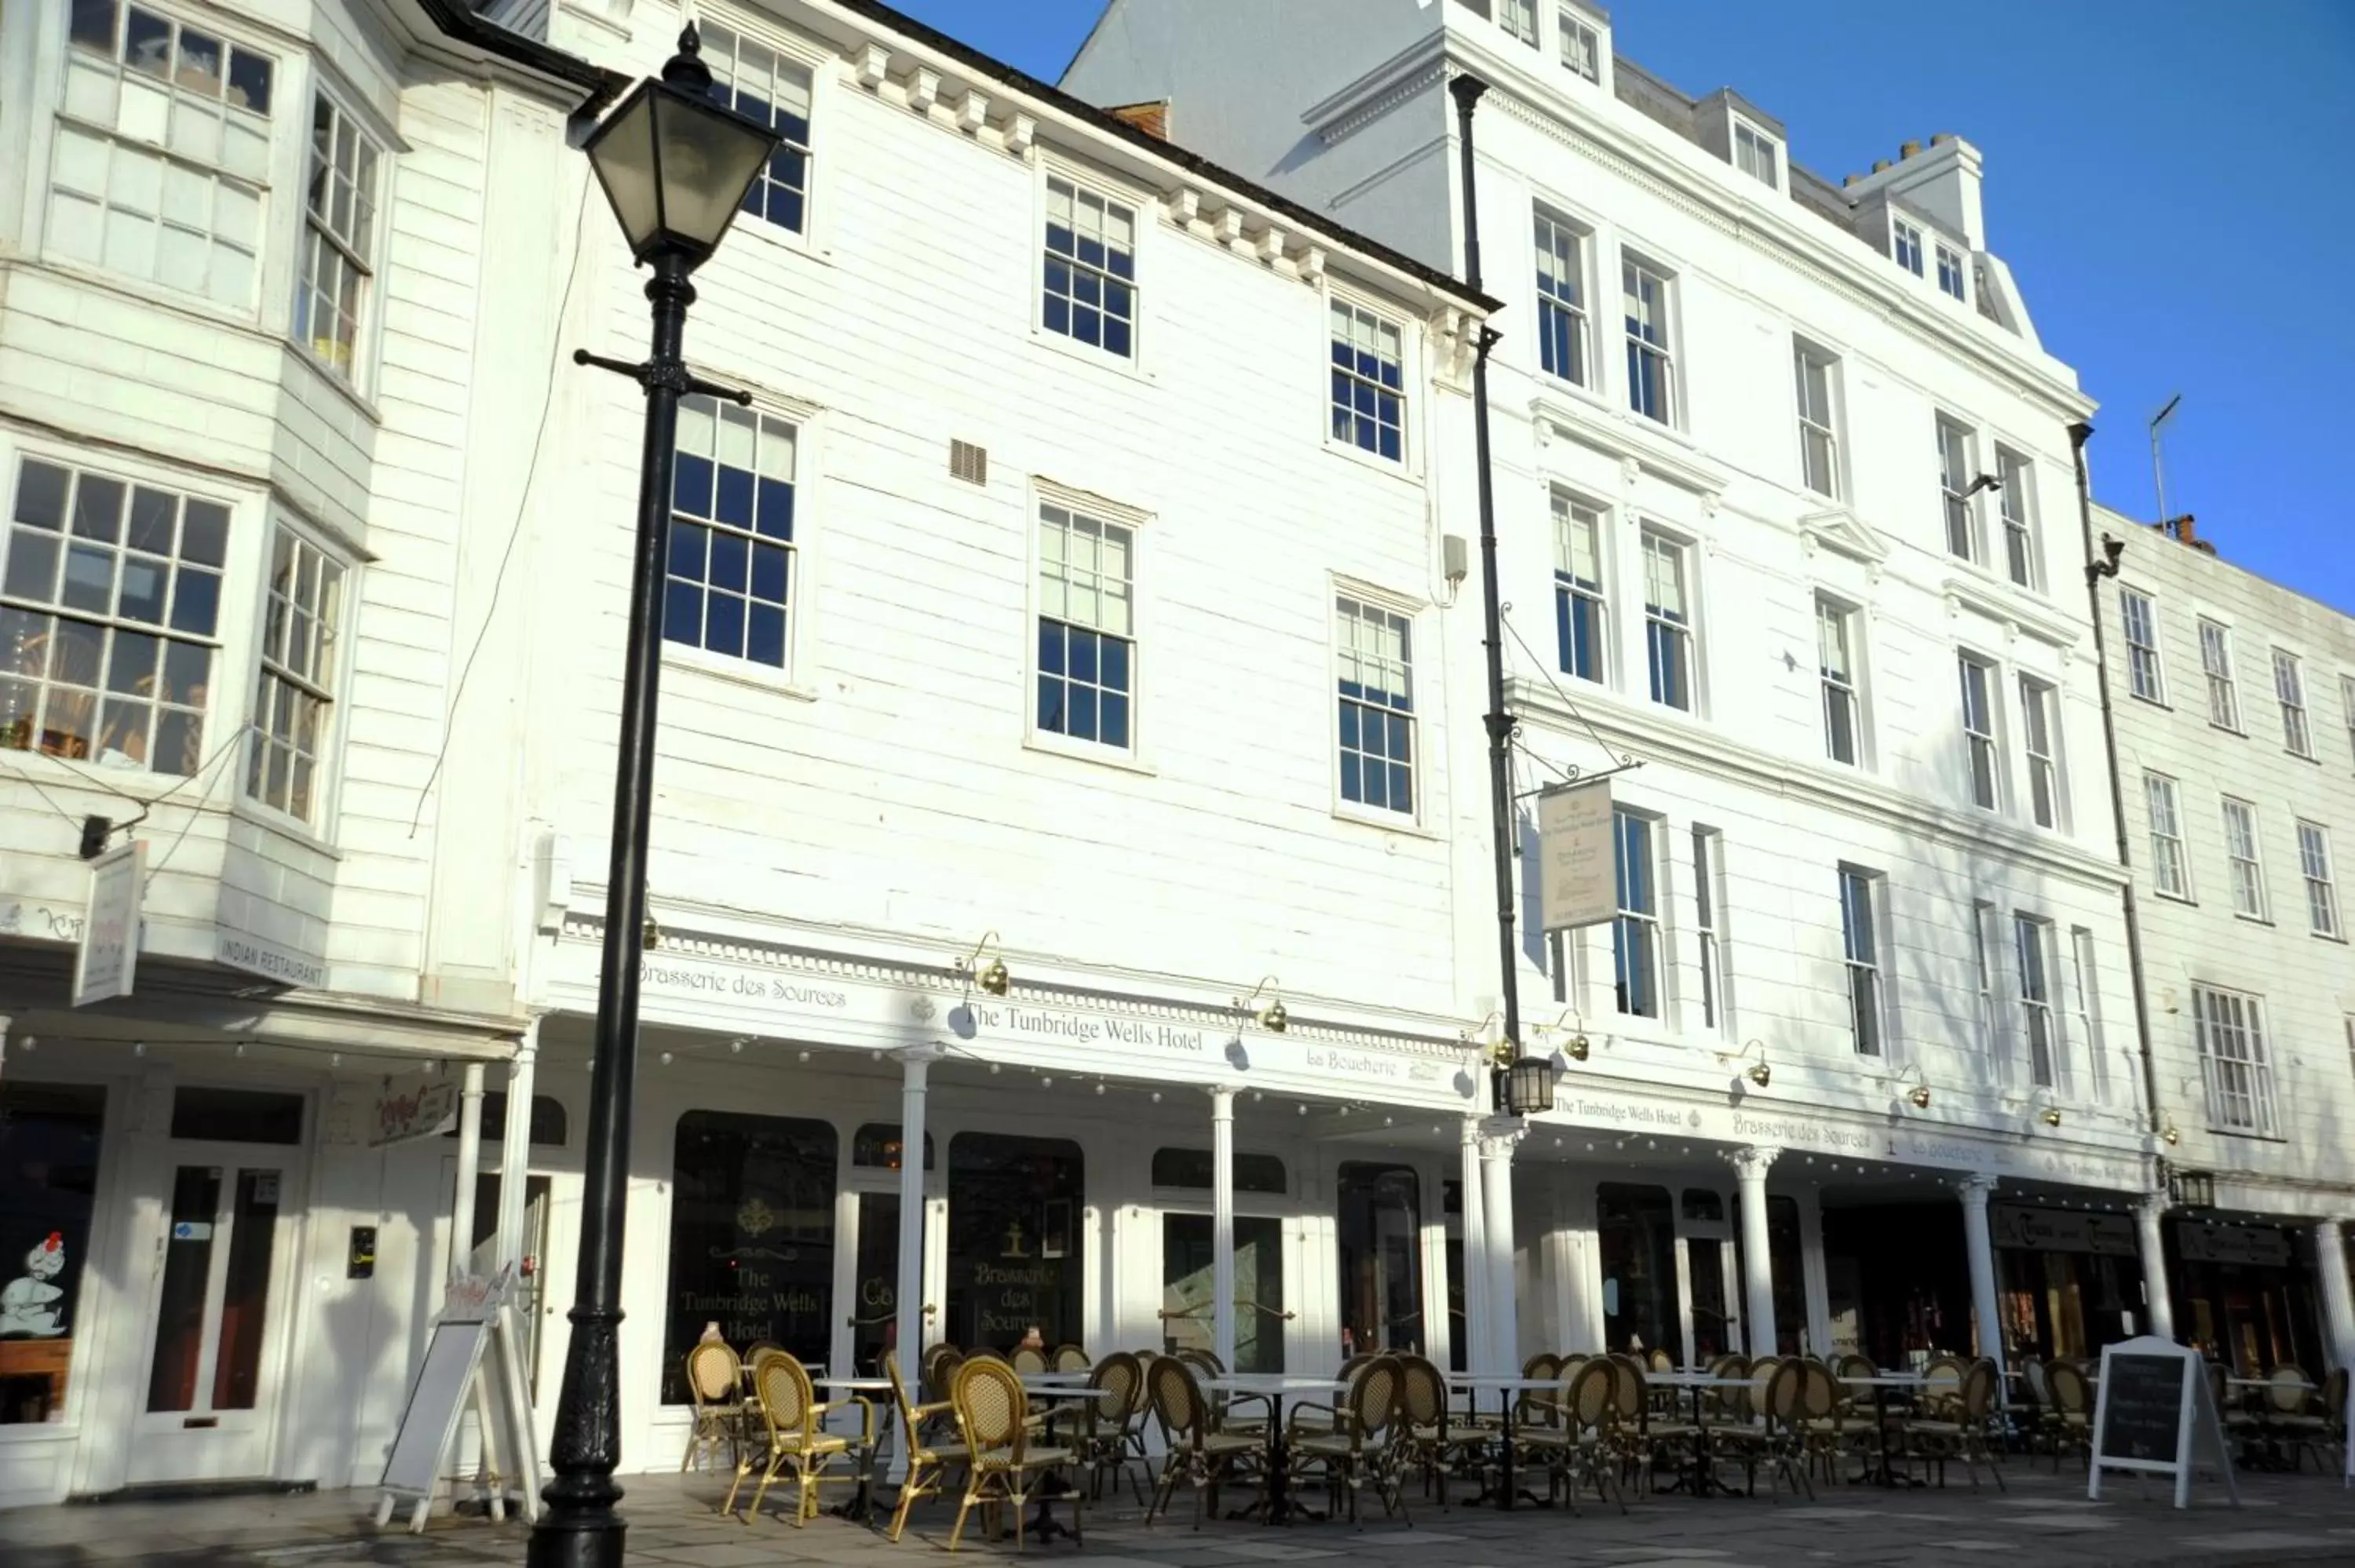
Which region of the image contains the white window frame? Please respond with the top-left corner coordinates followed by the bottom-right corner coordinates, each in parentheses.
top-left (1995, 447), bottom-right (2036, 589)
top-left (2193, 985), bottom-right (2279, 1138)
top-left (1958, 651), bottom-right (2001, 811)
top-left (2222, 796), bottom-right (2267, 921)
top-left (1937, 416), bottom-right (1980, 564)
top-left (2017, 673), bottom-right (2060, 830)
top-left (1327, 296), bottom-right (1409, 465)
top-left (661, 392), bottom-right (810, 687)
top-left (1732, 119), bottom-right (1780, 190)
top-left (1552, 489), bottom-right (1608, 685)
top-left (1499, 0), bottom-right (1540, 46)
top-left (1893, 218), bottom-right (1925, 277)
top-left (47, 1), bottom-right (277, 315)
top-left (1533, 207), bottom-right (1590, 388)
top-left (2273, 648), bottom-right (2313, 758)
top-left (1816, 594), bottom-right (1861, 767)
top-left (2015, 913), bottom-right (2057, 1089)
top-left (294, 85), bottom-right (389, 392)
top-left (1621, 252), bottom-right (1678, 427)
top-left (2198, 618), bottom-right (2240, 731)
top-left (1839, 866), bottom-right (1883, 1057)
top-left (1612, 805), bottom-right (1663, 1020)
top-left (1331, 585), bottom-right (1422, 825)
top-left (1557, 6), bottom-right (1602, 80)
top-left (1693, 824), bottom-right (1728, 1035)
top-left (243, 515), bottom-right (351, 828)
top-left (1935, 242), bottom-right (1968, 302)
top-left (2069, 927), bottom-right (2107, 1104)
top-left (697, 19), bottom-right (817, 242)
top-left (1031, 493), bottom-right (1142, 762)
top-left (2120, 587), bottom-right (2165, 703)
top-left (1970, 899), bottom-right (1999, 1061)
top-left (1640, 526), bottom-right (1696, 714)
top-left (2145, 771), bottom-right (2191, 899)
top-left (1038, 166), bottom-right (1141, 366)
top-left (1793, 341), bottom-right (1841, 499)
top-left (2297, 820), bottom-right (2341, 939)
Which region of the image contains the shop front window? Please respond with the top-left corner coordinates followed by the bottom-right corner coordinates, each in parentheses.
top-left (1337, 1162), bottom-right (1422, 1356)
top-left (852, 1123), bottom-right (933, 1171)
top-left (947, 1132), bottom-right (1083, 1353)
top-left (0, 1082), bottom-right (104, 1424)
top-left (1767, 1194), bottom-right (1806, 1355)
top-left (1598, 1182), bottom-right (1678, 1358)
top-left (663, 1111), bottom-right (837, 1402)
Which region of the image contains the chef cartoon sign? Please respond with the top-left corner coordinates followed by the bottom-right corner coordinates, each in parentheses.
top-left (0, 1232), bottom-right (69, 1337)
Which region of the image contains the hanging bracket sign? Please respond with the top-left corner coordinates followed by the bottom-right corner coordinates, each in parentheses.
top-left (371, 1077), bottom-right (458, 1147)
top-left (2087, 1335), bottom-right (2239, 1509)
top-left (71, 840), bottom-right (143, 1007)
top-left (1537, 779), bottom-right (1616, 932)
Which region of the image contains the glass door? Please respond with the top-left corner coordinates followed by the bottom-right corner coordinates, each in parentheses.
top-left (130, 1159), bottom-right (296, 1482)
top-left (849, 1191), bottom-right (901, 1375)
top-left (1160, 1214), bottom-right (1286, 1373)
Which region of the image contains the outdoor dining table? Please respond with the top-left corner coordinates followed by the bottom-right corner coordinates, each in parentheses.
top-left (811, 1376), bottom-right (889, 1522)
top-left (1445, 1373), bottom-right (1558, 1511)
top-left (1201, 1374), bottom-right (1347, 1526)
top-left (1839, 1373), bottom-right (1926, 1489)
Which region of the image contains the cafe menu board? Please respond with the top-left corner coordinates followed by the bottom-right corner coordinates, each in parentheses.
top-left (2087, 1336), bottom-right (2238, 1510)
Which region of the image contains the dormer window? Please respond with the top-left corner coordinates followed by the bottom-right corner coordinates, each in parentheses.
top-left (1893, 220), bottom-right (1925, 277)
top-left (1733, 121), bottom-right (1778, 188)
top-left (1558, 8), bottom-right (1601, 81)
top-left (1936, 242), bottom-right (1967, 301)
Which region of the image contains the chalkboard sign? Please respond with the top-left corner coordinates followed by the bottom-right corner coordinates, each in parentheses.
top-left (2096, 1353), bottom-right (2186, 1465)
top-left (374, 1271), bottom-right (541, 1534)
top-left (2087, 1336), bottom-right (2238, 1510)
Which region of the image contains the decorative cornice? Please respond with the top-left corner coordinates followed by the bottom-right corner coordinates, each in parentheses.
top-left (1529, 394), bottom-right (1728, 501)
top-left (1941, 573), bottom-right (2082, 651)
top-left (1797, 506), bottom-right (1889, 567)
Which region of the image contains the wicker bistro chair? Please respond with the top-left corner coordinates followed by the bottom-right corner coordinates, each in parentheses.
top-left (1012, 1346), bottom-right (1051, 1376)
top-left (2262, 1365), bottom-right (2334, 1471)
top-left (1898, 1358), bottom-right (2006, 1491)
top-left (1145, 1351), bottom-right (1263, 1528)
top-left (947, 1355), bottom-right (1083, 1552)
top-left (682, 1340), bottom-right (750, 1475)
top-left (1919, 1355), bottom-right (1966, 1420)
top-left (1710, 1357), bottom-right (1811, 1501)
top-left (1287, 1353), bottom-right (1409, 1525)
top-left (926, 1347), bottom-right (967, 1405)
top-left (1393, 1353), bottom-right (1478, 1508)
top-left (1521, 1357), bottom-right (1624, 1515)
top-left (1791, 1358), bottom-right (1875, 1486)
top-left (1607, 1354), bottom-right (1701, 1495)
top-left (882, 1351), bottom-right (968, 1543)
top-left (2041, 1358), bottom-right (2095, 1471)
top-left (1052, 1344), bottom-right (1092, 1373)
top-left (728, 1351), bottom-right (870, 1526)
top-left (1075, 1351), bottom-right (1152, 1505)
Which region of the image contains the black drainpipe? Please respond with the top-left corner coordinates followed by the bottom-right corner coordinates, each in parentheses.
top-left (1448, 74), bottom-right (1518, 1111)
top-left (2071, 421), bottom-right (2165, 1146)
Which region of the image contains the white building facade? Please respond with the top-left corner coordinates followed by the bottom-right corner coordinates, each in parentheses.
top-left (0, 0), bottom-right (615, 1509)
top-left (1065, 0), bottom-right (2169, 1376)
top-left (2091, 504), bottom-right (2355, 1377)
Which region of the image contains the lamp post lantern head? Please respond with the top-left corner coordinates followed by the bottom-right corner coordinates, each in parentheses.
top-left (583, 26), bottom-right (781, 269)
top-left (1505, 1054), bottom-right (1555, 1116)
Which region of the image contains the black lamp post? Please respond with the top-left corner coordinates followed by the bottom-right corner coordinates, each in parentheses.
top-left (529, 29), bottom-right (777, 1568)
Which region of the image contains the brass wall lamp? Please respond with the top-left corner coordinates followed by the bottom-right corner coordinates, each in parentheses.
top-left (1717, 1037), bottom-right (1772, 1088)
top-left (1240, 975), bottom-right (1287, 1033)
top-left (956, 931), bottom-right (1010, 997)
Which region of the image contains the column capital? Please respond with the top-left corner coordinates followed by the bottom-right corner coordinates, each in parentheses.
top-left (1210, 1083), bottom-right (1242, 1104)
top-left (1481, 1114), bottom-right (1526, 1147)
top-left (2134, 1189), bottom-right (2171, 1221)
top-left (1730, 1144), bottom-right (1779, 1180)
top-left (1461, 1114), bottom-right (1485, 1147)
top-left (898, 1043), bottom-right (949, 1064)
top-left (1952, 1172), bottom-right (1999, 1205)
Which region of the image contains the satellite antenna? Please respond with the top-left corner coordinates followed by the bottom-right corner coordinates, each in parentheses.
top-left (2149, 393), bottom-right (2183, 533)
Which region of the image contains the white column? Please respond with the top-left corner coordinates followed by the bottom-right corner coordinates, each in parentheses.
top-left (1480, 1125), bottom-right (1520, 1373)
top-left (497, 1019), bottom-right (540, 1273)
top-left (2313, 1220), bottom-right (2355, 1372)
top-left (1732, 1145), bottom-right (1779, 1359)
top-left (1459, 1118), bottom-right (1487, 1373)
top-left (1956, 1173), bottom-right (2006, 1377)
top-left (2135, 1191), bottom-right (2176, 1342)
top-left (895, 1046), bottom-right (941, 1379)
top-left (1210, 1085), bottom-right (1237, 1369)
top-left (448, 1061), bottom-right (487, 1289)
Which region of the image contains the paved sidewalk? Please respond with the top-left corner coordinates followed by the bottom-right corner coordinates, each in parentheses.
top-left (4, 1464), bottom-right (2354, 1568)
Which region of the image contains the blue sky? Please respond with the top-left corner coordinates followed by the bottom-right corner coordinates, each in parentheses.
top-left (889, 0), bottom-right (2355, 614)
